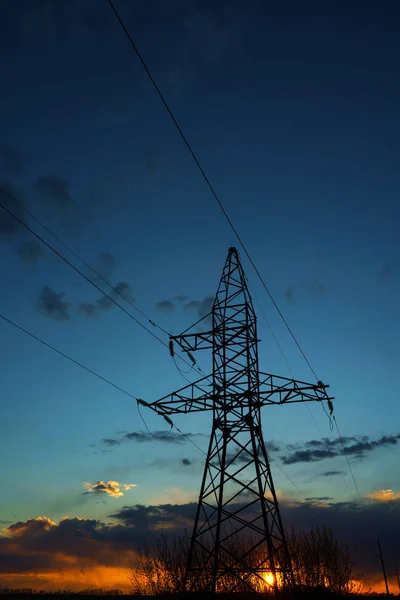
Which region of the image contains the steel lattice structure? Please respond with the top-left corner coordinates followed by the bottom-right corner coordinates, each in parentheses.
top-left (145, 247), bottom-right (333, 593)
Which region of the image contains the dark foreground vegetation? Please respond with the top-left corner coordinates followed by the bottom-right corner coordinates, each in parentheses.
top-left (129, 526), bottom-right (365, 596)
top-left (0, 591), bottom-right (397, 598)
top-left (1, 526), bottom-right (395, 598)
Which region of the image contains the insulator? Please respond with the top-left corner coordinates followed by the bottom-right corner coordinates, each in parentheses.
top-left (187, 351), bottom-right (196, 365)
top-left (163, 415), bottom-right (173, 427)
top-left (327, 398), bottom-right (334, 415)
top-left (169, 339), bottom-right (175, 357)
top-left (136, 398), bottom-right (149, 407)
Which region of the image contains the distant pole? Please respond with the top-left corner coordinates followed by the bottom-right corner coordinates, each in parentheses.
top-left (396, 564), bottom-right (400, 592)
top-left (377, 538), bottom-right (390, 595)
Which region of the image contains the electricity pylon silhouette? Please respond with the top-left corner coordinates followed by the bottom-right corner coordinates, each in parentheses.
top-left (143, 247), bottom-right (333, 593)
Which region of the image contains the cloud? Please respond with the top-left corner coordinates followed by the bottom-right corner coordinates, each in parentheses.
top-left (380, 263), bottom-right (399, 278)
top-left (95, 430), bottom-right (206, 450)
top-left (123, 431), bottom-right (201, 445)
top-left (226, 441), bottom-right (279, 465)
top-left (184, 295), bottom-right (214, 322)
top-left (281, 433), bottom-right (400, 465)
top-left (109, 502), bottom-right (197, 530)
top-left (82, 480), bottom-right (136, 499)
top-left (16, 240), bottom-right (44, 261)
top-left (79, 282), bottom-right (134, 317)
top-left (109, 495), bottom-right (400, 584)
top-left (2, 495), bottom-right (400, 592)
top-left (35, 176), bottom-right (73, 209)
top-left (285, 281), bottom-right (326, 303)
top-left (153, 294), bottom-right (213, 323)
top-left (96, 251), bottom-right (119, 271)
top-left (102, 438), bottom-right (121, 447)
top-left (0, 515), bottom-right (138, 590)
top-left (304, 496), bottom-right (333, 502)
top-left (3, 516), bottom-right (56, 539)
top-left (283, 448), bottom-right (336, 464)
top-left (266, 441), bottom-right (280, 453)
top-left (36, 286), bottom-right (71, 321)
top-left (153, 0), bottom-right (246, 99)
top-left (155, 300), bottom-right (176, 313)
top-left (365, 489), bottom-right (400, 503)
top-left (0, 144), bottom-right (24, 175)
top-left (0, 182), bottom-right (26, 239)
top-left (89, 252), bottom-right (119, 282)
top-left (321, 470), bottom-right (346, 477)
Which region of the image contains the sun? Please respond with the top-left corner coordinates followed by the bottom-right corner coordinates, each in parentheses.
top-left (262, 571), bottom-right (275, 587)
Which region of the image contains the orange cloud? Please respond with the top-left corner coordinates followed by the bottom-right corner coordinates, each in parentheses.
top-left (1, 516), bottom-right (56, 538)
top-left (0, 515), bottom-right (139, 592)
top-left (1, 497), bottom-right (400, 594)
top-left (365, 489), bottom-right (400, 502)
top-left (82, 480), bottom-right (136, 498)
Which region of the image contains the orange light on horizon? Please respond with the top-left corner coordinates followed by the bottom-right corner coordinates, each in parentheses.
top-left (262, 571), bottom-right (275, 587)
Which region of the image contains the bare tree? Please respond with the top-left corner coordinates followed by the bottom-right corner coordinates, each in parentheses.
top-left (287, 525), bottom-right (364, 595)
top-left (129, 525), bottom-right (363, 596)
top-left (129, 534), bottom-right (189, 595)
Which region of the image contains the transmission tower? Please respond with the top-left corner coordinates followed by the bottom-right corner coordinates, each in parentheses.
top-left (144, 247), bottom-right (333, 593)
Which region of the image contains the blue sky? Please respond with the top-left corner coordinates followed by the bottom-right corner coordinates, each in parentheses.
top-left (0, 0), bottom-right (400, 591)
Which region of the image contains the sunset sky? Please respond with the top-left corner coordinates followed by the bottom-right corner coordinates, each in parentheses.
top-left (1, 0), bottom-right (400, 593)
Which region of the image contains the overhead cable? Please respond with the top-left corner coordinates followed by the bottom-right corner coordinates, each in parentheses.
top-left (0, 187), bottom-right (170, 337)
top-left (0, 193), bottom-right (200, 376)
top-left (107, 0), bottom-right (318, 382)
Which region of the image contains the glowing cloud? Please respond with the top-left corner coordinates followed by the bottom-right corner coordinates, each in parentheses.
top-left (82, 480), bottom-right (136, 498)
top-left (2, 516), bottom-right (56, 538)
top-left (366, 489), bottom-right (400, 502)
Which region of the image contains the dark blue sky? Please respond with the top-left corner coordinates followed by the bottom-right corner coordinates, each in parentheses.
top-left (1, 0), bottom-right (400, 591)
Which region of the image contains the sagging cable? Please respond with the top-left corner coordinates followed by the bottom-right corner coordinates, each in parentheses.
top-left (136, 399), bottom-right (173, 440)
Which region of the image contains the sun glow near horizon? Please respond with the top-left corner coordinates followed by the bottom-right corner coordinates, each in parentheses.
top-left (262, 571), bottom-right (275, 587)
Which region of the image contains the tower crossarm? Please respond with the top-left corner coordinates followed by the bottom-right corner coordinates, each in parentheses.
top-left (258, 372), bottom-right (334, 407)
top-left (144, 374), bottom-right (217, 416)
top-left (172, 330), bottom-right (214, 353)
top-left (172, 325), bottom-right (246, 354)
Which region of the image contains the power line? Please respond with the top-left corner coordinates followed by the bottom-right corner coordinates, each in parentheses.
top-left (270, 458), bottom-right (306, 501)
top-left (244, 247), bottom-right (356, 498)
top-left (0, 195), bottom-right (163, 342)
top-left (0, 311), bottom-right (200, 454)
top-left (246, 275), bottom-right (294, 379)
top-left (171, 423), bottom-right (207, 457)
top-left (137, 401), bottom-right (173, 440)
top-left (333, 415), bottom-right (362, 503)
top-left (107, 0), bottom-right (319, 382)
top-left (0, 311), bottom-right (307, 502)
top-left (174, 418), bottom-right (307, 502)
top-left (0, 312), bottom-right (138, 401)
top-left (0, 186), bottom-right (169, 336)
top-left (2, 180), bottom-right (358, 508)
top-left (175, 421), bottom-right (307, 501)
top-left (248, 275), bottom-right (333, 440)
top-left (0, 193), bottom-right (200, 376)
